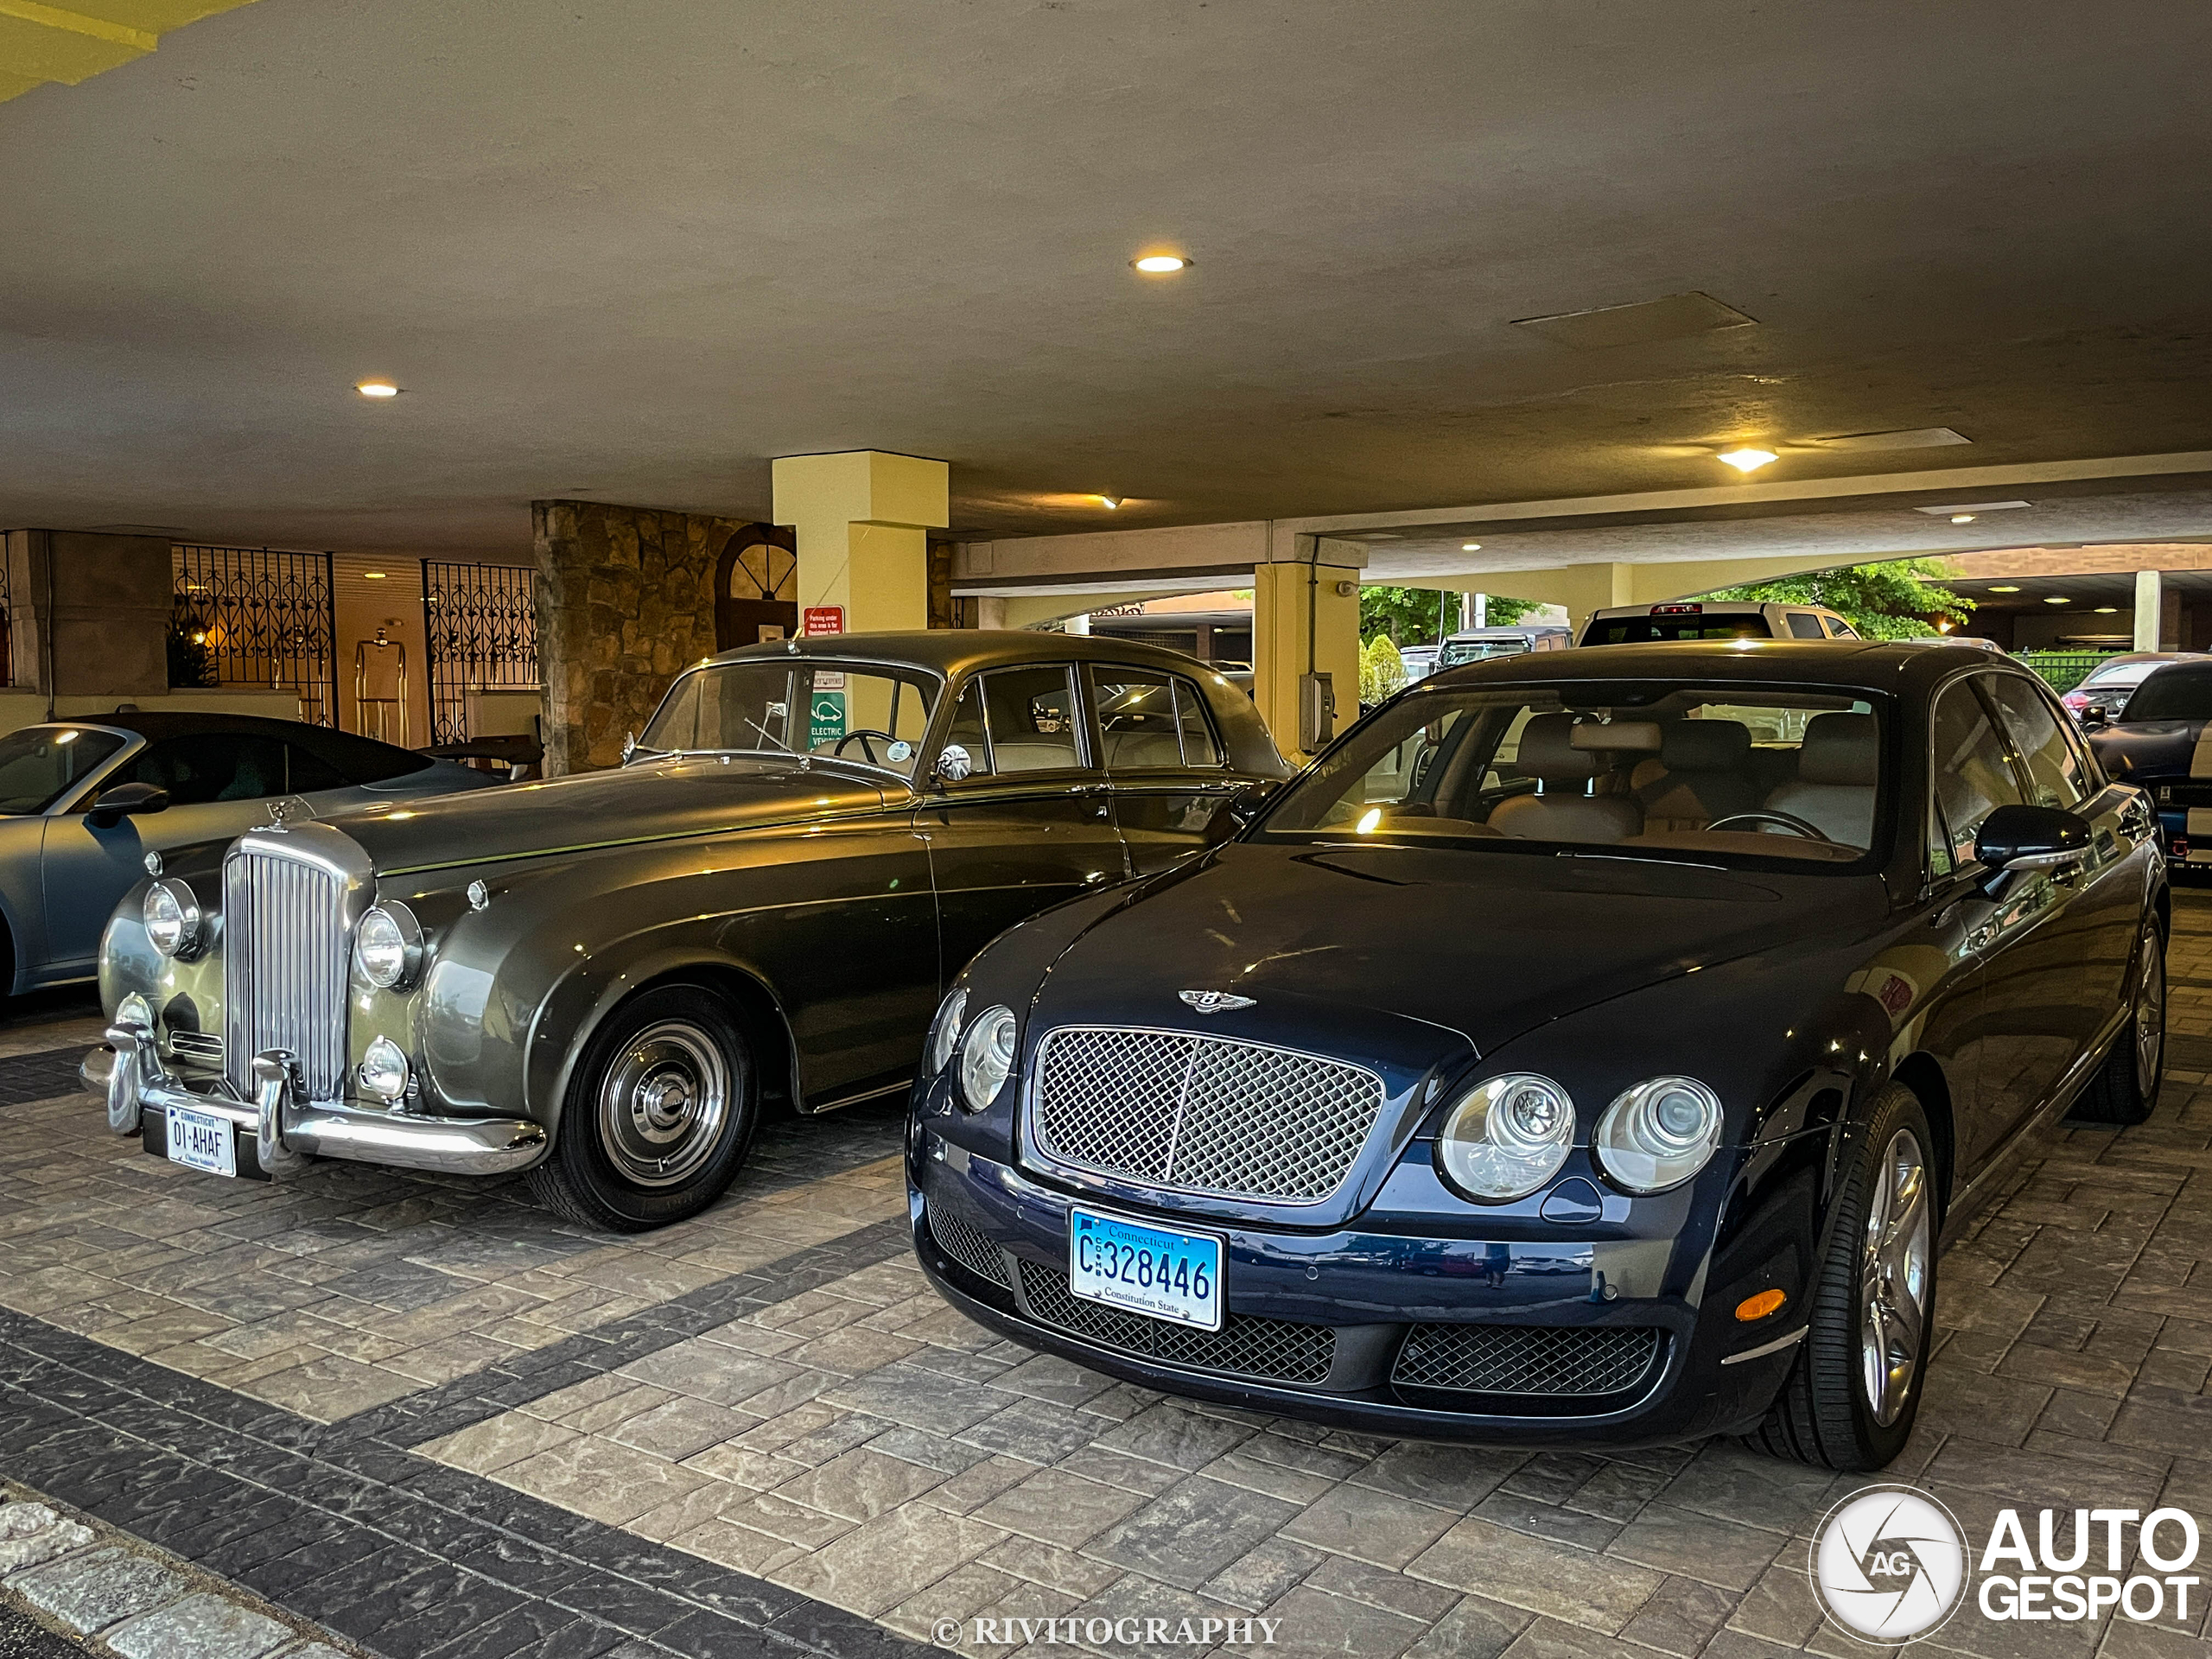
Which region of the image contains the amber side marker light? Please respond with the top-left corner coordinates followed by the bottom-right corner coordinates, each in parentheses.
top-left (1736, 1288), bottom-right (1787, 1322)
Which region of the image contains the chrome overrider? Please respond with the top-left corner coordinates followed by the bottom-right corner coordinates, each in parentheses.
top-left (81, 819), bottom-right (545, 1178)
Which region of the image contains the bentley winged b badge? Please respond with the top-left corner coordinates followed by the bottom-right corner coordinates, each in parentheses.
top-left (1179, 989), bottom-right (1255, 1014)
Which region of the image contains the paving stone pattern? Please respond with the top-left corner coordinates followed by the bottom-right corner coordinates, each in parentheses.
top-left (5, 899), bottom-right (2212, 1657)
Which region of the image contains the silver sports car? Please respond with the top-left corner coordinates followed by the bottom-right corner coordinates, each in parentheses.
top-left (0, 710), bottom-right (495, 993)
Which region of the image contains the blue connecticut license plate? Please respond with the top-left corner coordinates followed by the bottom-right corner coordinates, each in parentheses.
top-left (1068, 1206), bottom-right (1224, 1331)
top-left (166, 1105), bottom-right (237, 1178)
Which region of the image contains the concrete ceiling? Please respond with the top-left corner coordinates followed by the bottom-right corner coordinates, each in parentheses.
top-left (3, 0), bottom-right (2210, 558)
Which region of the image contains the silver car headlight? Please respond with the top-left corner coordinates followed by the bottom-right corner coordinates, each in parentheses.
top-left (1594, 1077), bottom-right (1724, 1193)
top-left (358, 1035), bottom-right (411, 1102)
top-left (1435, 1073), bottom-right (1574, 1202)
top-left (958, 1005), bottom-right (1017, 1111)
top-left (354, 902), bottom-right (425, 990)
top-left (926, 988), bottom-right (968, 1076)
top-left (143, 880), bottom-right (203, 959)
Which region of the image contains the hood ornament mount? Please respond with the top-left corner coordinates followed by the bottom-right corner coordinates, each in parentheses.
top-left (1179, 989), bottom-right (1255, 1014)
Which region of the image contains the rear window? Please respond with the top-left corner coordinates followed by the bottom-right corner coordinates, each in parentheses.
top-left (2122, 668), bottom-right (2212, 722)
top-left (290, 727), bottom-right (435, 785)
top-left (1583, 615), bottom-right (1769, 645)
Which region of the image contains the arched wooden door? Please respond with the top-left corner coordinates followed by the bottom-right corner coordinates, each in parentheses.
top-left (714, 526), bottom-right (798, 651)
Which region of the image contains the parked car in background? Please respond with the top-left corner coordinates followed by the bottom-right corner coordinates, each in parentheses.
top-left (912, 640), bottom-right (2162, 1471)
top-left (2060, 651), bottom-right (2208, 719)
top-left (87, 634), bottom-right (1287, 1232)
top-left (1397, 645), bottom-right (1441, 684)
top-left (0, 712), bottom-right (494, 995)
top-left (2082, 658), bottom-right (2212, 867)
top-left (1437, 624), bottom-right (1573, 665)
top-left (1580, 601), bottom-right (1858, 646)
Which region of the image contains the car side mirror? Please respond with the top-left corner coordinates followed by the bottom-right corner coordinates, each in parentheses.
top-left (1974, 803), bottom-right (2091, 879)
top-left (1226, 778), bottom-right (1283, 828)
top-left (85, 782), bottom-right (169, 830)
top-left (2079, 702), bottom-right (2109, 729)
top-left (934, 744), bottom-right (974, 784)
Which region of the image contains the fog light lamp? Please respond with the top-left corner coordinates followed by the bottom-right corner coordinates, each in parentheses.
top-left (359, 1036), bottom-right (410, 1102)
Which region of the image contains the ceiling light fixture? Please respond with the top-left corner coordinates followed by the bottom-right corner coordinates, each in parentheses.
top-left (2045, 596), bottom-right (2071, 605)
top-left (355, 381), bottom-right (399, 398)
top-left (362, 571), bottom-right (388, 580)
top-left (1950, 514), bottom-right (1976, 524)
top-left (1988, 585), bottom-right (2020, 594)
top-left (1096, 495), bottom-right (1124, 509)
top-left (1132, 254), bottom-right (1189, 274)
top-left (1716, 448), bottom-right (1777, 474)
top-left (1461, 543), bottom-right (1482, 552)
top-left (2095, 607), bottom-right (2119, 614)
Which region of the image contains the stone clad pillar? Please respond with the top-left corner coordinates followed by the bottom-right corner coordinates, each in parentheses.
top-left (533, 499), bottom-right (759, 774)
top-left (772, 452), bottom-right (949, 635)
top-left (1, 529), bottom-right (172, 704)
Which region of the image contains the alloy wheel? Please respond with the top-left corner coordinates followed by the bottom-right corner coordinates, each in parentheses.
top-left (597, 1020), bottom-right (732, 1188)
top-left (1859, 1128), bottom-right (1931, 1427)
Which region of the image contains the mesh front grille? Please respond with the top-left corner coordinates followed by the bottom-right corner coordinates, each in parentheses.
top-left (1015, 1258), bottom-right (1335, 1384)
top-left (224, 844), bottom-right (349, 1099)
top-left (1393, 1324), bottom-right (1662, 1397)
top-left (1033, 1027), bottom-right (1384, 1203)
top-left (927, 1205), bottom-right (1011, 1287)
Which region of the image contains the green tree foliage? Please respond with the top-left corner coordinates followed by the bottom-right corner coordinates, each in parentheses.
top-left (1358, 586), bottom-right (1539, 644)
top-left (1360, 635), bottom-right (1406, 705)
top-left (1700, 559), bottom-right (1974, 640)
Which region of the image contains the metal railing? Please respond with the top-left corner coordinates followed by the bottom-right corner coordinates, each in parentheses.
top-left (171, 545), bottom-right (339, 725)
top-left (2017, 651), bottom-right (2121, 696)
top-left (423, 562), bottom-right (540, 745)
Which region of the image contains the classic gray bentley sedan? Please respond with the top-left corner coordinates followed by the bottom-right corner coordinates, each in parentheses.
top-left (86, 633), bottom-right (1285, 1230)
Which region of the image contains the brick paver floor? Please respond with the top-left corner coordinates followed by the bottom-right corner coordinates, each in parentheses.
top-left (5, 897), bottom-right (2212, 1659)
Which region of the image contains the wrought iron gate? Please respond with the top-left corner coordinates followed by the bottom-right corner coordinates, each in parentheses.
top-left (171, 546), bottom-right (339, 725)
top-left (423, 562), bottom-right (540, 745)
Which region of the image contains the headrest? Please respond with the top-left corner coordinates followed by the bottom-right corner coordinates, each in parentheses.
top-left (1662, 719), bottom-right (1751, 772)
top-left (1798, 712), bottom-right (1878, 786)
top-left (1569, 721), bottom-right (1662, 753)
top-left (1516, 713), bottom-right (1600, 781)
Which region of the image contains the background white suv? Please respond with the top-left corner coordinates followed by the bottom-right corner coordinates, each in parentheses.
top-left (1580, 600), bottom-right (1859, 646)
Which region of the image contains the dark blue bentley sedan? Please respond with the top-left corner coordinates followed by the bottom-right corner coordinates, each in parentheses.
top-left (908, 642), bottom-right (2164, 1471)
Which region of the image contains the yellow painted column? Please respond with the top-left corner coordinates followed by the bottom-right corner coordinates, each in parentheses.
top-left (1253, 543), bottom-right (1363, 761)
top-left (771, 451), bottom-right (949, 635)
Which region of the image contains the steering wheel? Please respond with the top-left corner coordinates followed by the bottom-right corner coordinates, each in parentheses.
top-left (1706, 810), bottom-right (1836, 842)
top-left (834, 728), bottom-right (898, 766)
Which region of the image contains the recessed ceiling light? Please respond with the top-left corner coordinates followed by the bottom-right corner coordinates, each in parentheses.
top-left (1132, 254), bottom-right (1189, 274)
top-left (2095, 607), bottom-right (2119, 613)
top-left (362, 570), bottom-right (389, 580)
top-left (1988, 585), bottom-right (2020, 593)
top-left (356, 381), bottom-right (399, 398)
top-left (2044, 596), bottom-right (2070, 605)
top-left (1461, 543), bottom-right (1482, 552)
top-left (1950, 514), bottom-right (1976, 524)
top-left (1096, 495), bottom-right (1124, 509)
top-left (1717, 448), bottom-right (1777, 474)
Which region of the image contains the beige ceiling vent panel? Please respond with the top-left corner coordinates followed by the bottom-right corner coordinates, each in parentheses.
top-left (1509, 291), bottom-right (1758, 350)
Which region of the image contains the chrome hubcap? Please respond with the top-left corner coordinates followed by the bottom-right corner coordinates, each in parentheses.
top-left (598, 1021), bottom-right (731, 1187)
top-left (2137, 927), bottom-right (2164, 1095)
top-left (1859, 1128), bottom-right (1930, 1427)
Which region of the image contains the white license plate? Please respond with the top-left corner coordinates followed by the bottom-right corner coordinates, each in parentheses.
top-left (1069, 1206), bottom-right (1224, 1331)
top-left (166, 1105), bottom-right (238, 1178)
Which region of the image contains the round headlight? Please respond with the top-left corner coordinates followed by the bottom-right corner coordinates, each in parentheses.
top-left (1594, 1077), bottom-right (1724, 1193)
top-left (143, 880), bottom-right (201, 959)
top-left (358, 1034), bottom-right (411, 1102)
top-left (926, 988), bottom-right (968, 1076)
top-left (354, 902), bottom-right (423, 990)
top-left (1435, 1072), bottom-right (1574, 1202)
top-left (958, 1005), bottom-right (1018, 1111)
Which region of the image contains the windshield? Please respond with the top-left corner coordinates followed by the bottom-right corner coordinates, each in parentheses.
top-left (1440, 639), bottom-right (1535, 665)
top-left (2121, 667), bottom-right (2212, 722)
top-left (1256, 682), bottom-right (1885, 868)
top-left (1584, 614), bottom-right (1767, 645)
top-left (639, 660), bottom-right (939, 777)
top-left (0, 726), bottom-right (128, 814)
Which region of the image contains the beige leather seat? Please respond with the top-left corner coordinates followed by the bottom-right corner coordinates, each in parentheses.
top-left (1489, 714), bottom-right (1643, 842)
top-left (1763, 712), bottom-right (1877, 846)
top-left (1103, 729), bottom-right (1184, 768)
top-left (1634, 721), bottom-right (1758, 833)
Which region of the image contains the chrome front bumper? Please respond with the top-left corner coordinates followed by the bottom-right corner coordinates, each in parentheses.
top-left (86, 1019), bottom-right (547, 1179)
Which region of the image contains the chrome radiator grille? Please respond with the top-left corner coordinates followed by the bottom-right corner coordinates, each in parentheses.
top-left (224, 843), bottom-right (349, 1099)
top-left (1032, 1027), bottom-right (1385, 1203)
